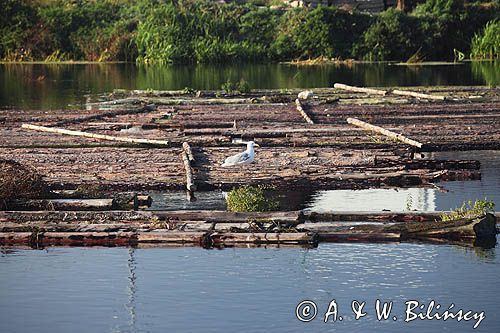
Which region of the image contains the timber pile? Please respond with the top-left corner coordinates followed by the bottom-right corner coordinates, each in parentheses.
top-left (0, 210), bottom-right (496, 247)
top-left (0, 85), bottom-right (497, 191)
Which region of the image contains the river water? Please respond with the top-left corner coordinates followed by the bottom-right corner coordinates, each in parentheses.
top-left (1, 62), bottom-right (499, 332)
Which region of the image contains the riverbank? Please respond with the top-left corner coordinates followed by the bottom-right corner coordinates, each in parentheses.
top-left (2, 1), bottom-right (498, 64)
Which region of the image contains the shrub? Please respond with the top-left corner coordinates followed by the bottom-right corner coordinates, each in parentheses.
top-left (355, 9), bottom-right (422, 61)
top-left (226, 186), bottom-right (279, 212)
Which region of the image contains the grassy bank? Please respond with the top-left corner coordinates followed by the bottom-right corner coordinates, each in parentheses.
top-left (1, 0), bottom-right (499, 64)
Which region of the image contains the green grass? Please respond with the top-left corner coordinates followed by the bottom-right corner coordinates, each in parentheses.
top-left (471, 20), bottom-right (500, 59)
top-left (440, 199), bottom-right (495, 222)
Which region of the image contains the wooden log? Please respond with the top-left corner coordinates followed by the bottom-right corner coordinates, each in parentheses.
top-left (295, 99), bottom-right (314, 124)
top-left (181, 150), bottom-right (197, 192)
top-left (111, 192), bottom-right (138, 210)
top-left (392, 89), bottom-right (446, 101)
top-left (137, 195), bottom-right (153, 207)
top-left (209, 232), bottom-right (318, 245)
top-left (182, 142), bottom-right (195, 163)
top-left (21, 124), bottom-right (170, 146)
top-left (137, 231), bottom-right (205, 244)
top-left (53, 105), bottom-right (155, 126)
top-left (334, 83), bottom-right (387, 96)
top-left (386, 213), bottom-right (497, 241)
top-left (319, 232), bottom-right (401, 242)
top-left (2, 199), bottom-right (114, 211)
top-left (0, 210), bottom-right (303, 225)
top-left (0, 231), bottom-right (136, 246)
top-left (347, 117), bottom-right (423, 149)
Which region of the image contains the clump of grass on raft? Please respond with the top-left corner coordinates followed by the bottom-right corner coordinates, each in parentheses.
top-left (226, 185), bottom-right (280, 212)
top-left (0, 159), bottom-right (49, 203)
top-left (440, 199), bottom-right (495, 222)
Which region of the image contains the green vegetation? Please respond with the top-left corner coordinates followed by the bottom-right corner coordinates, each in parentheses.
top-left (471, 20), bottom-right (500, 59)
top-left (226, 186), bottom-right (280, 212)
top-left (221, 78), bottom-right (251, 93)
top-left (440, 199), bottom-right (495, 221)
top-left (1, 0), bottom-right (499, 63)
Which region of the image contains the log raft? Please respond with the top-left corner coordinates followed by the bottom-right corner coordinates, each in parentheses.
top-left (0, 210), bottom-right (496, 247)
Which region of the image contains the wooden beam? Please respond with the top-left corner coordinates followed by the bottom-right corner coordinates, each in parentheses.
top-left (334, 83), bottom-right (387, 96)
top-left (21, 124), bottom-right (170, 146)
top-left (295, 99), bottom-right (314, 124)
top-left (346, 117), bottom-right (423, 148)
top-left (392, 89), bottom-right (446, 101)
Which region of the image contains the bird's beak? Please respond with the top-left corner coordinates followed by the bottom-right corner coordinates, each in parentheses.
top-left (254, 143), bottom-right (260, 147)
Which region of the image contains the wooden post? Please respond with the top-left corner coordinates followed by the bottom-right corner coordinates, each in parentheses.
top-left (392, 89), bottom-right (446, 101)
top-left (295, 99), bottom-right (314, 124)
top-left (334, 83), bottom-right (387, 96)
top-left (181, 150), bottom-right (196, 192)
top-left (347, 117), bottom-right (423, 149)
top-left (21, 124), bottom-right (170, 146)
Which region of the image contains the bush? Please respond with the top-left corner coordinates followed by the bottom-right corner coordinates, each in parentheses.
top-left (355, 9), bottom-right (422, 61)
top-left (226, 186), bottom-right (279, 212)
top-left (273, 7), bottom-right (370, 60)
top-left (471, 20), bottom-right (500, 59)
top-left (0, 0), bottom-right (36, 59)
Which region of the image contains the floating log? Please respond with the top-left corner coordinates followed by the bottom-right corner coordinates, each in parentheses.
top-left (54, 105), bottom-right (156, 126)
top-left (181, 150), bottom-right (197, 192)
top-left (334, 83), bottom-right (387, 96)
top-left (392, 89), bottom-right (446, 101)
top-left (0, 210), bottom-right (303, 224)
top-left (208, 232), bottom-right (318, 245)
top-left (138, 231), bottom-right (206, 244)
top-left (182, 142), bottom-right (195, 163)
top-left (2, 199), bottom-right (114, 211)
top-left (347, 117), bottom-right (423, 149)
top-left (386, 213), bottom-right (497, 241)
top-left (111, 192), bottom-right (138, 210)
top-left (21, 124), bottom-right (170, 146)
top-left (295, 99), bottom-right (314, 124)
top-left (2, 194), bottom-right (146, 211)
top-left (318, 232), bottom-right (401, 242)
top-left (0, 231), bottom-right (136, 246)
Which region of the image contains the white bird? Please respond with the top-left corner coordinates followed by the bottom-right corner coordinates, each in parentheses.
top-left (221, 141), bottom-right (260, 167)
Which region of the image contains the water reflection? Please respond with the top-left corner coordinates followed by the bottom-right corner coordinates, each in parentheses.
top-left (1, 243), bottom-right (499, 332)
top-left (304, 150), bottom-right (500, 212)
top-left (1, 61), bottom-right (498, 109)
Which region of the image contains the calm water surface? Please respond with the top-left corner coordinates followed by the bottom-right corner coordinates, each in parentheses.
top-left (1, 62), bottom-right (499, 332)
top-left (1, 243), bottom-right (498, 333)
top-left (1, 61), bottom-right (498, 109)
